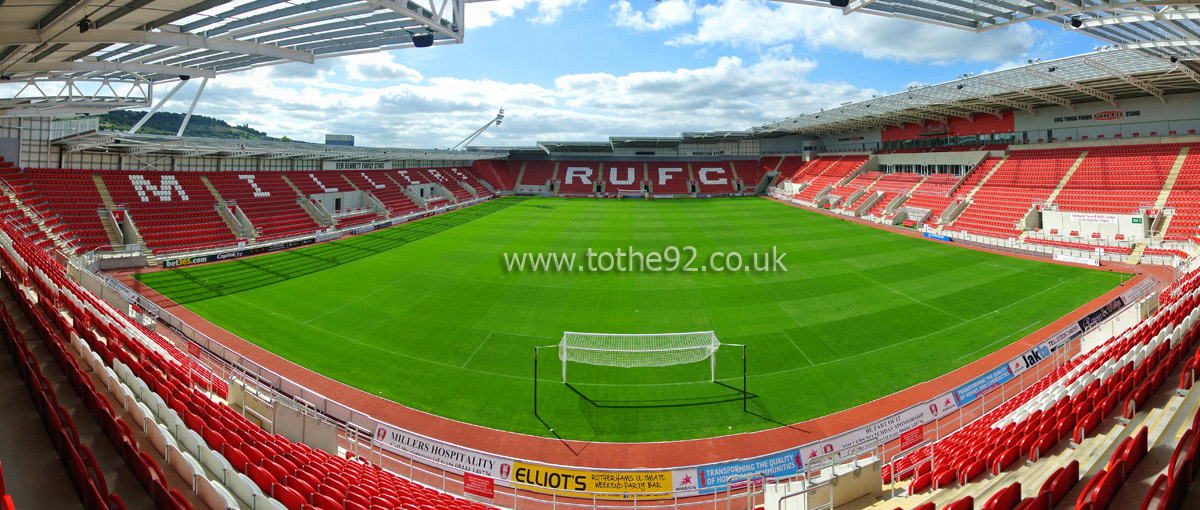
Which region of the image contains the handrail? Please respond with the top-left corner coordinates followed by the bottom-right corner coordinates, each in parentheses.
top-left (776, 480), bottom-right (831, 510)
top-left (888, 438), bottom-right (934, 498)
top-left (725, 473), bottom-right (766, 510)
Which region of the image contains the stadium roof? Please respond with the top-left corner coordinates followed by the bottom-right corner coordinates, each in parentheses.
top-left (54, 131), bottom-right (505, 162)
top-left (760, 48), bottom-right (1200, 136)
top-left (776, 0), bottom-right (1200, 59)
top-left (0, 0), bottom-right (472, 116)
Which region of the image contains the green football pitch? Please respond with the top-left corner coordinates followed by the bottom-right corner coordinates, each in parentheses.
top-left (134, 197), bottom-right (1122, 442)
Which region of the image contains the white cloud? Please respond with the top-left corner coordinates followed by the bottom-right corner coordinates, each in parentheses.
top-left (611, 0), bottom-right (694, 31)
top-left (671, 0), bottom-right (1037, 64)
top-left (165, 47), bottom-right (876, 148)
top-left (468, 0), bottom-right (587, 27)
top-left (342, 53), bottom-right (423, 83)
top-left (532, 0), bottom-right (588, 23)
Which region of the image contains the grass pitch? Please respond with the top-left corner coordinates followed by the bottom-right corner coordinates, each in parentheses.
top-left (134, 197), bottom-right (1122, 442)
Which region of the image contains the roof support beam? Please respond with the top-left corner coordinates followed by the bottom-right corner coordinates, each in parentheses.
top-left (4, 61), bottom-right (216, 79)
top-left (1078, 9), bottom-right (1200, 29)
top-left (129, 80), bottom-right (185, 134)
top-left (177, 77), bottom-right (208, 137)
top-left (977, 94), bottom-right (1036, 113)
top-left (1023, 67), bottom-right (1118, 106)
top-left (1081, 57), bottom-right (1165, 102)
top-left (1120, 38), bottom-right (1200, 52)
top-left (365, 0), bottom-right (461, 42)
top-left (974, 76), bottom-right (1075, 111)
top-left (0, 29), bottom-right (315, 64)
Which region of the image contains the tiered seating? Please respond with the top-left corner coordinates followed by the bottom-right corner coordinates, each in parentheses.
top-left (885, 272), bottom-right (1200, 510)
top-left (844, 171), bottom-right (882, 190)
top-left (342, 171), bottom-right (422, 217)
top-left (23, 169), bottom-right (110, 252)
top-left (693, 163), bottom-right (738, 194)
top-left (100, 171), bottom-right (237, 253)
top-left (911, 173), bottom-right (959, 196)
top-left (647, 163), bottom-right (688, 194)
top-left (1145, 247), bottom-right (1189, 259)
top-left (730, 160), bottom-right (762, 190)
top-left (520, 161), bottom-right (556, 188)
top-left (470, 159), bottom-right (516, 191)
top-left (0, 164), bottom-right (52, 220)
top-left (862, 173), bottom-right (923, 218)
top-left (949, 149), bottom-right (1080, 239)
top-left (1165, 145), bottom-right (1200, 239)
top-left (1024, 236), bottom-right (1133, 254)
top-left (823, 186), bottom-right (858, 208)
top-left (206, 173), bottom-right (319, 241)
top-left (902, 195), bottom-right (958, 227)
top-left (555, 162), bottom-right (600, 195)
top-left (0, 235), bottom-right (195, 509)
top-left (1, 206), bottom-right (506, 510)
top-left (952, 157), bottom-right (1001, 199)
top-left (794, 156), bottom-right (868, 202)
top-left (413, 168), bottom-right (476, 202)
top-left (789, 157), bottom-right (841, 185)
top-left (866, 192), bottom-right (898, 217)
top-left (872, 173), bottom-right (924, 195)
top-left (1054, 144), bottom-right (1181, 214)
top-left (335, 211), bottom-right (379, 228)
top-left (773, 156), bottom-right (808, 182)
top-left (1138, 406), bottom-right (1198, 509)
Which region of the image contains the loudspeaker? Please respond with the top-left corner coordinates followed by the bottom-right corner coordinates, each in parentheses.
top-left (1070, 17), bottom-right (1082, 28)
top-left (412, 33), bottom-right (434, 48)
top-left (830, 0), bottom-right (849, 7)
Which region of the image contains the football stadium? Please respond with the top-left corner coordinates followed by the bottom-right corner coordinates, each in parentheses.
top-left (2, 0), bottom-right (1200, 510)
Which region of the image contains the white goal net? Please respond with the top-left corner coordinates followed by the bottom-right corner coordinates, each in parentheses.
top-left (558, 331), bottom-right (721, 382)
top-left (616, 189), bottom-right (646, 199)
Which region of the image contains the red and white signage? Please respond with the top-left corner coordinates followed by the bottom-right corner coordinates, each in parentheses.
top-left (463, 473), bottom-right (495, 500)
top-left (899, 425), bottom-right (924, 451)
top-left (1068, 213), bottom-right (1119, 224)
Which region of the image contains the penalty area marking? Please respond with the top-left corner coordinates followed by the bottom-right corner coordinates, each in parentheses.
top-left (226, 277), bottom-right (1068, 388)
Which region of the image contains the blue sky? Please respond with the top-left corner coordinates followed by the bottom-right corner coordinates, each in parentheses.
top-left (152, 0), bottom-right (1102, 148)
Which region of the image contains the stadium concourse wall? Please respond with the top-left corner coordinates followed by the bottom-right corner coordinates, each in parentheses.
top-left (70, 201), bottom-right (1165, 510)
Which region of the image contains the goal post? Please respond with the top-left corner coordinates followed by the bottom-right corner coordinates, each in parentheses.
top-left (558, 331), bottom-right (722, 383)
top-left (616, 189), bottom-right (646, 199)
top-left (532, 332), bottom-right (747, 424)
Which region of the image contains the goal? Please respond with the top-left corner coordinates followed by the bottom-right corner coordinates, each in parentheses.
top-left (616, 189), bottom-right (647, 199)
top-left (532, 331), bottom-right (747, 420)
top-left (558, 331), bottom-right (722, 383)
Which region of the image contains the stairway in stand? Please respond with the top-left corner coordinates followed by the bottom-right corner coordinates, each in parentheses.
top-left (1043, 150), bottom-right (1089, 206)
top-left (962, 154), bottom-right (1008, 201)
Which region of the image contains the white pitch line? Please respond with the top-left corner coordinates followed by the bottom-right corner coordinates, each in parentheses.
top-left (461, 331), bottom-right (493, 368)
top-left (780, 329), bottom-right (815, 366)
top-left (302, 273), bottom-right (417, 324)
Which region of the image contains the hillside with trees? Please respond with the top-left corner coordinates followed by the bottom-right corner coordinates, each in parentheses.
top-left (98, 111), bottom-right (275, 140)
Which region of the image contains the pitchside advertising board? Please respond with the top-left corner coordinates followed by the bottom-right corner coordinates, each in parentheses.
top-left (374, 423), bottom-right (513, 485)
top-left (374, 423), bottom-right (699, 499)
top-left (695, 451), bottom-right (803, 494)
top-left (509, 463), bottom-right (696, 499)
top-left (160, 238), bottom-right (315, 268)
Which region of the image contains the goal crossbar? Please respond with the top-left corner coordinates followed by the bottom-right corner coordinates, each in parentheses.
top-left (558, 331), bottom-right (721, 382)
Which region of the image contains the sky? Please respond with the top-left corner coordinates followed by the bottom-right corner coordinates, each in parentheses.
top-left (119, 0), bottom-right (1100, 148)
